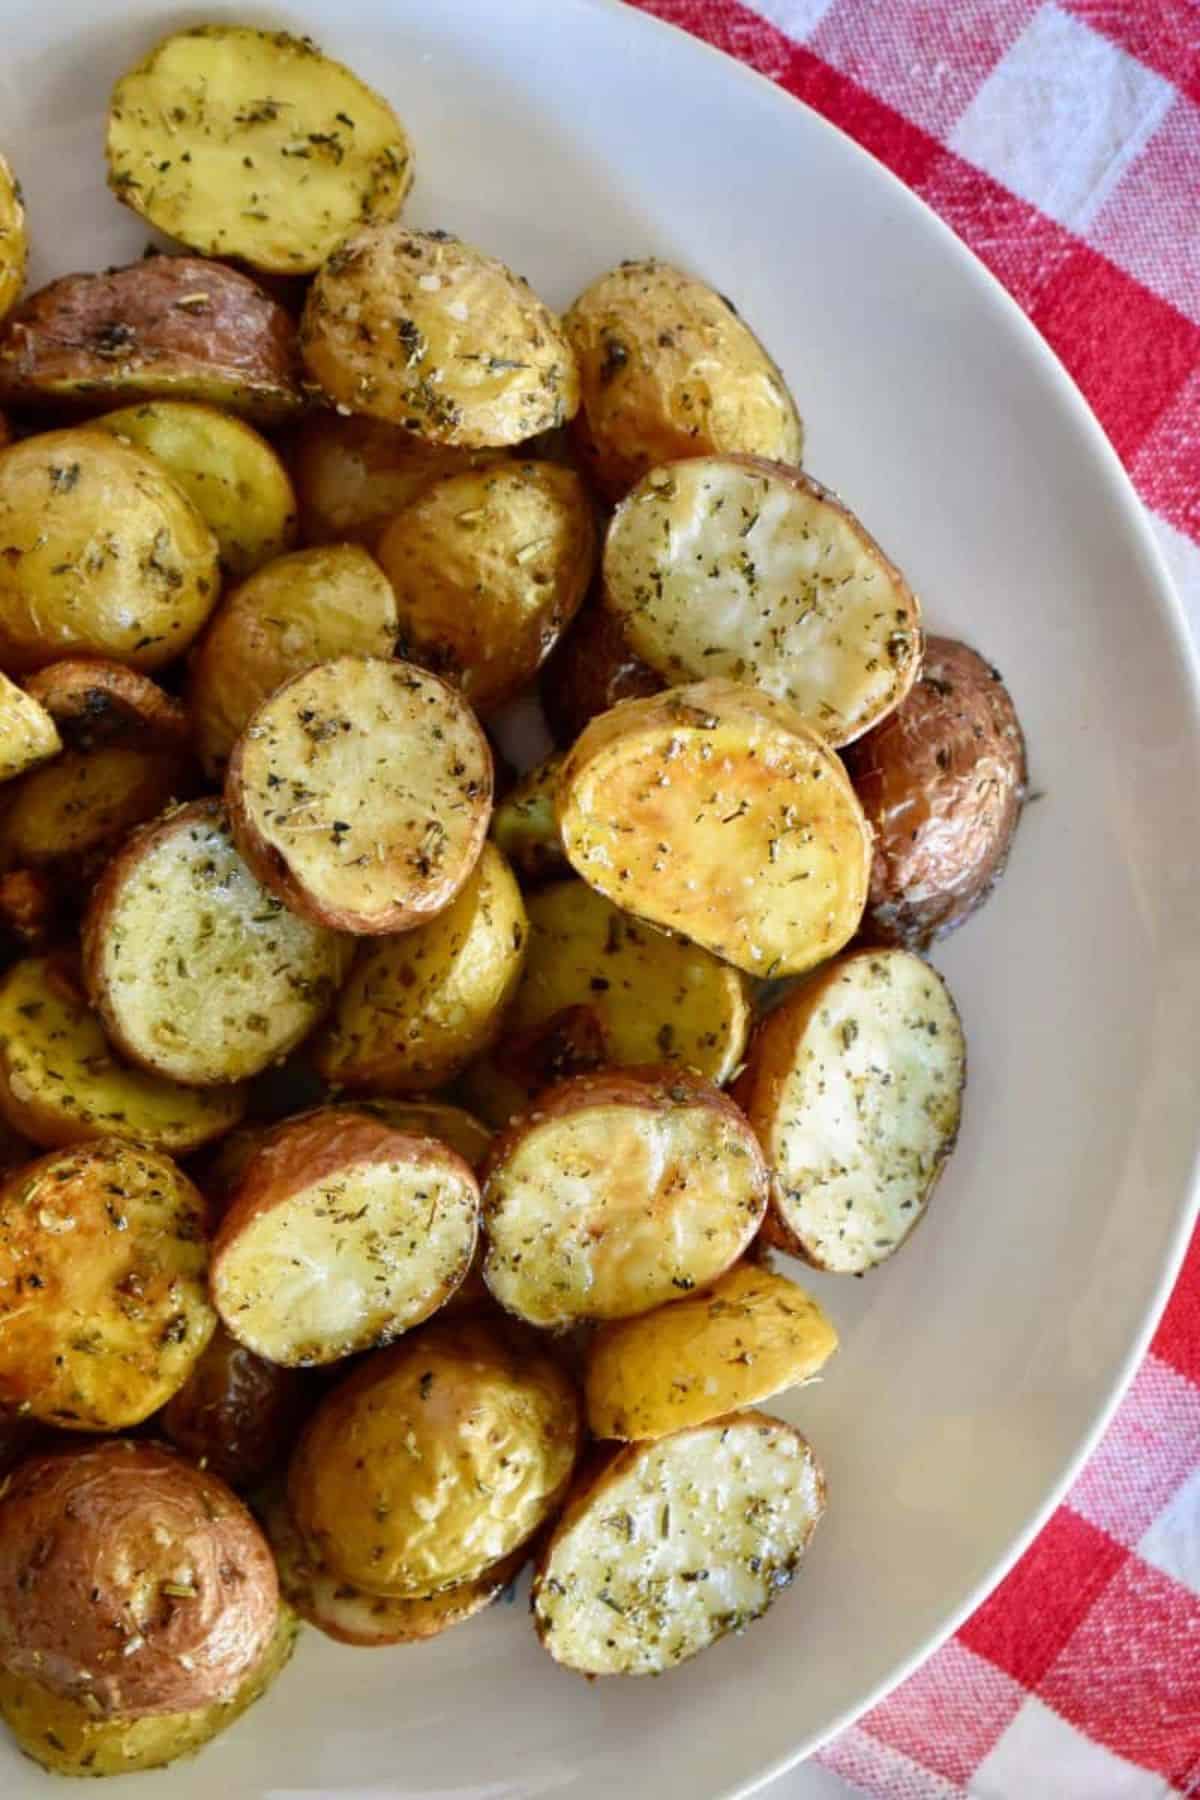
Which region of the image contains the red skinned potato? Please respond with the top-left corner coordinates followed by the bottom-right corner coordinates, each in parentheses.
top-left (843, 635), bottom-right (1027, 948)
top-left (0, 257), bottom-right (304, 424)
top-left (0, 1440), bottom-right (278, 1717)
top-left (162, 1324), bottom-right (310, 1490)
top-left (211, 1107), bottom-right (480, 1365)
top-left (225, 656), bottom-right (493, 935)
top-left (23, 658), bottom-right (189, 752)
top-left (481, 1067), bottom-right (768, 1327)
top-left (541, 601), bottom-right (661, 748)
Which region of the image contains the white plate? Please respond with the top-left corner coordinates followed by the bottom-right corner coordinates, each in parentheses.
top-left (3, 2), bottom-right (1199, 1795)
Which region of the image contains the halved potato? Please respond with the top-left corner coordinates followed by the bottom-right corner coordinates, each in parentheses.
top-left (23, 659), bottom-right (189, 752)
top-left (0, 869), bottom-right (56, 955)
top-left (585, 1262), bottom-right (838, 1440)
top-left (291, 412), bottom-right (508, 546)
top-left (0, 428), bottom-right (221, 674)
top-left (162, 1324), bottom-right (310, 1490)
top-left (481, 1067), bottom-right (767, 1327)
top-left (264, 1488), bottom-right (523, 1647)
top-left (211, 1107), bottom-right (480, 1365)
top-left (94, 401), bottom-right (298, 580)
top-left (0, 1601), bottom-right (297, 1778)
top-left (602, 457), bottom-right (920, 745)
top-left (288, 1312), bottom-right (580, 1597)
top-left (226, 656), bottom-right (493, 935)
top-left (0, 744), bottom-right (191, 876)
top-left (82, 799), bottom-right (351, 1087)
top-left (541, 600), bottom-right (661, 747)
top-left (563, 259), bottom-right (803, 500)
top-left (108, 26), bottom-right (413, 274)
top-left (0, 257), bottom-right (303, 424)
top-left (300, 226), bottom-right (579, 446)
top-left (0, 153), bottom-right (26, 324)
top-left (0, 953), bottom-right (244, 1153)
top-left (374, 462), bottom-right (595, 712)
top-left (735, 947), bottom-right (966, 1273)
top-left (491, 754), bottom-right (569, 885)
top-left (0, 1137), bottom-right (216, 1429)
top-left (189, 543), bottom-right (398, 778)
top-left (507, 880), bottom-right (751, 1085)
top-left (314, 843), bottom-right (526, 1092)
top-left (558, 679), bottom-right (872, 978)
top-left (532, 1411), bottom-right (824, 1675)
top-left (0, 672), bottom-right (59, 782)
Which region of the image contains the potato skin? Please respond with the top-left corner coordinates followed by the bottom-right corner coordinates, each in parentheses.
top-left (0, 428), bottom-right (220, 674)
top-left (23, 659), bottom-right (189, 752)
top-left (0, 744), bottom-right (192, 879)
top-left (564, 259), bottom-right (802, 500)
top-left (291, 412), bottom-right (509, 546)
top-left (0, 258), bottom-right (303, 424)
top-left (300, 226), bottom-right (579, 446)
top-left (288, 1312), bottom-right (580, 1598)
top-left (843, 636), bottom-right (1027, 948)
top-left (541, 601), bottom-right (661, 748)
top-left (162, 1323), bottom-right (309, 1490)
top-left (0, 1441), bottom-right (278, 1718)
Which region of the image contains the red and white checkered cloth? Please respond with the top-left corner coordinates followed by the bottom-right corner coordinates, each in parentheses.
top-left (621, 2), bottom-right (1200, 1793)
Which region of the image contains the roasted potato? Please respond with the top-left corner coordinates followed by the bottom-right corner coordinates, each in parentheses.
top-left (94, 401), bottom-right (298, 580)
top-left (288, 1312), bottom-right (579, 1597)
top-left (0, 257), bottom-right (304, 424)
top-left (108, 26), bottom-right (412, 274)
top-left (0, 154), bottom-right (26, 324)
top-left (0, 744), bottom-right (191, 877)
top-left (459, 1003), bottom-right (610, 1131)
top-left (300, 226), bottom-right (579, 446)
top-left (0, 953), bottom-right (244, 1153)
top-left (374, 461), bottom-right (595, 712)
top-left (541, 600), bottom-right (661, 747)
top-left (504, 879), bottom-right (751, 1085)
top-left (291, 411), bottom-right (508, 546)
top-left (563, 259), bottom-right (803, 500)
top-left (314, 843), bottom-right (526, 1092)
top-left (189, 542), bottom-right (398, 778)
top-left (481, 1067), bottom-right (767, 1327)
top-left (585, 1262), bottom-right (838, 1440)
top-left (558, 679), bottom-right (872, 978)
top-left (0, 672), bottom-right (60, 782)
top-left (603, 457), bottom-right (920, 744)
top-left (0, 869), bottom-right (57, 957)
top-left (23, 658), bottom-right (189, 752)
top-left (0, 1440), bottom-right (279, 1715)
top-left (0, 1137), bottom-right (215, 1429)
top-left (225, 656), bottom-right (493, 935)
top-left (490, 754), bottom-right (569, 884)
top-left (211, 1108), bottom-right (480, 1365)
top-left (532, 1411), bottom-right (824, 1675)
top-left (264, 1487), bottom-right (523, 1647)
top-left (735, 947), bottom-right (965, 1273)
top-left (82, 799), bottom-right (352, 1087)
top-left (843, 636), bottom-right (1028, 948)
top-left (0, 1601), bottom-right (297, 1778)
top-left (162, 1324), bottom-right (310, 1490)
top-left (0, 428), bottom-right (220, 673)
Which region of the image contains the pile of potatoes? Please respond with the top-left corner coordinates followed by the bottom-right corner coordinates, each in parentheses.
top-left (0, 19), bottom-right (1027, 1780)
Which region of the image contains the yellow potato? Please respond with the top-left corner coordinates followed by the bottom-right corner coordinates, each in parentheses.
top-left (374, 462), bottom-right (595, 713)
top-left (0, 673), bottom-right (59, 783)
top-left (288, 1313), bottom-right (580, 1597)
top-left (95, 401), bottom-right (298, 580)
top-left (189, 543), bottom-right (398, 777)
top-left (0, 153), bottom-right (26, 323)
top-left (314, 843), bottom-right (527, 1092)
top-left (558, 679), bottom-right (872, 978)
top-left (0, 744), bottom-right (189, 875)
top-left (107, 26), bottom-right (412, 273)
top-left (0, 429), bottom-right (220, 673)
top-left (291, 412), bottom-right (508, 546)
top-left (584, 1262), bottom-right (838, 1439)
top-left (490, 754), bottom-right (568, 885)
top-left (300, 225), bottom-right (579, 446)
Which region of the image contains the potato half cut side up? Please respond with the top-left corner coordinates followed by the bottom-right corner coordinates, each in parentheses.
top-left (288, 1313), bottom-right (580, 1597)
top-left (557, 679), bottom-right (871, 977)
top-left (0, 953), bottom-right (244, 1152)
top-left (532, 1412), bottom-right (824, 1675)
top-left (211, 1107), bottom-right (480, 1365)
top-left (585, 1261), bottom-right (838, 1440)
top-left (735, 947), bottom-right (966, 1273)
top-left (602, 456), bottom-right (921, 745)
top-left (0, 673), bottom-right (60, 781)
top-left (225, 656), bottom-right (493, 934)
top-left (0, 1137), bottom-right (215, 1429)
top-left (82, 799), bottom-right (352, 1087)
top-left (481, 1067), bottom-right (768, 1327)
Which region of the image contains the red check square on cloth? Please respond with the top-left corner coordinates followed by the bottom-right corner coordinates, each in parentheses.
top-left (620, 2), bottom-right (1200, 1793)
